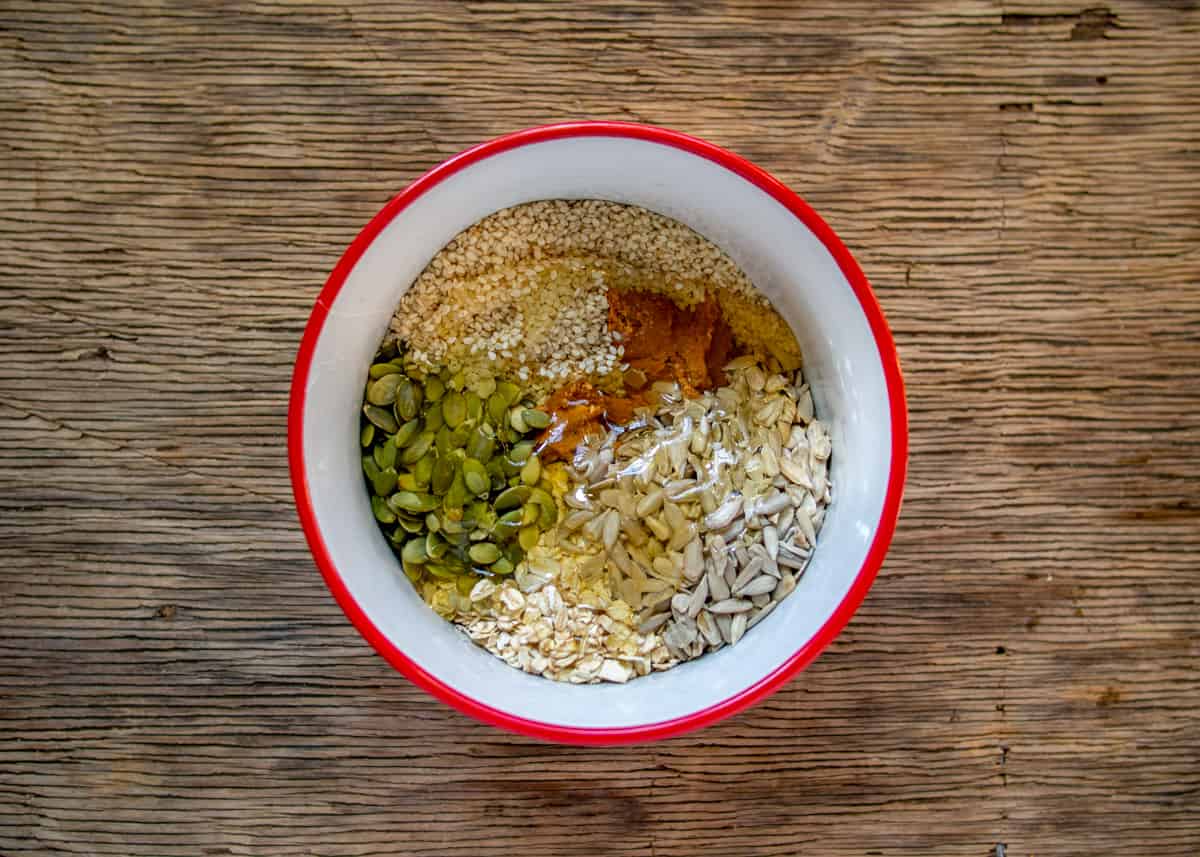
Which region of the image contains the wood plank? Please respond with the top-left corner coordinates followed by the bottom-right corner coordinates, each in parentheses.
top-left (1, 1), bottom-right (1197, 854)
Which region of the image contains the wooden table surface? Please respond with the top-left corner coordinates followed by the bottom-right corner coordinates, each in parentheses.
top-left (2, 2), bottom-right (1198, 854)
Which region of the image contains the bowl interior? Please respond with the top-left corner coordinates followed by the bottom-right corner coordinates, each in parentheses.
top-left (296, 134), bottom-right (895, 731)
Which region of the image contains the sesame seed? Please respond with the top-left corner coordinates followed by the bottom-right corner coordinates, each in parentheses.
top-left (385, 199), bottom-right (783, 395)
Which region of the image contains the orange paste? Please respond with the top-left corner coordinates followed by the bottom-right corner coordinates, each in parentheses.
top-left (538, 289), bottom-right (736, 461)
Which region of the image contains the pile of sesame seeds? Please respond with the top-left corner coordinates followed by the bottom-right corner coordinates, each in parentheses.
top-left (386, 199), bottom-right (771, 395)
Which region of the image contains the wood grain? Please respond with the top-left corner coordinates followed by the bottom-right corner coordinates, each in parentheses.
top-left (1, 1), bottom-right (1197, 854)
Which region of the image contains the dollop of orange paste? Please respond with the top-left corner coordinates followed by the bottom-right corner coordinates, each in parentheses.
top-left (538, 289), bottom-right (736, 461)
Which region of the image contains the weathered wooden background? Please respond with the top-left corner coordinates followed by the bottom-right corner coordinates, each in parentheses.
top-left (2, 1), bottom-right (1197, 854)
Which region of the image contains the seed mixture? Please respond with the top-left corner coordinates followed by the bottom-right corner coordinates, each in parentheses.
top-left (362, 200), bottom-right (831, 683)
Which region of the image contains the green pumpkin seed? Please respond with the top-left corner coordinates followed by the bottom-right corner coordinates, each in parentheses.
top-left (462, 458), bottom-right (489, 496)
top-left (397, 515), bottom-right (425, 533)
top-left (424, 400), bottom-right (444, 432)
top-left (448, 371), bottom-right (466, 392)
top-left (366, 373), bottom-right (405, 406)
top-left (520, 455), bottom-right (541, 486)
top-left (465, 420), bottom-right (494, 453)
top-left (456, 574), bottom-right (479, 596)
top-left (529, 486), bottom-right (557, 527)
top-left (475, 507), bottom-right (498, 534)
top-left (444, 471), bottom-right (468, 511)
top-left (497, 508), bottom-right (523, 525)
top-left (522, 409), bottom-right (551, 430)
top-left (468, 542), bottom-right (502, 565)
top-left (360, 423), bottom-right (375, 447)
top-left (466, 424), bottom-right (496, 463)
top-left (363, 404), bottom-right (399, 433)
top-left (387, 525), bottom-right (408, 544)
top-left (443, 391), bottom-right (466, 428)
top-left (435, 425), bottom-right (455, 456)
top-left (371, 495), bottom-right (396, 524)
top-left (425, 512), bottom-right (441, 533)
top-left (401, 557), bottom-right (423, 583)
top-left (394, 417), bottom-right (421, 449)
top-left (374, 436), bottom-right (398, 470)
top-left (492, 527), bottom-right (519, 543)
top-left (371, 467), bottom-right (398, 496)
top-left (449, 423), bottom-right (473, 449)
top-left (509, 440), bottom-right (535, 463)
top-left (426, 530), bottom-right (448, 559)
top-left (496, 381), bottom-right (521, 406)
top-left (396, 472), bottom-right (419, 492)
top-left (396, 378), bottom-right (422, 421)
top-left (426, 563), bottom-right (459, 581)
top-left (493, 509), bottom-right (522, 540)
top-left (412, 452), bottom-right (435, 489)
top-left (402, 538), bottom-right (429, 565)
top-left (400, 430), bottom-right (434, 466)
top-left (494, 485), bottom-right (531, 512)
top-left (520, 503), bottom-right (539, 527)
top-left (369, 361), bottom-right (404, 379)
top-left (389, 491), bottom-right (439, 513)
top-left (471, 375), bottom-right (496, 398)
top-left (424, 375), bottom-right (445, 402)
top-left (509, 407), bottom-right (528, 433)
top-left (431, 455), bottom-right (456, 495)
top-left (518, 525), bottom-right (541, 552)
top-left (486, 391), bottom-right (509, 424)
top-left (490, 557), bottom-right (515, 576)
top-left (465, 391), bottom-right (483, 424)
top-left (362, 455), bottom-right (381, 482)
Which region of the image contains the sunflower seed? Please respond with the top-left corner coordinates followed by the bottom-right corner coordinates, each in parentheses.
top-left (772, 572), bottom-right (797, 602)
top-left (663, 501), bottom-right (686, 534)
top-left (563, 488), bottom-right (592, 511)
top-left (716, 613), bottom-right (734, 643)
top-left (704, 496), bottom-right (742, 531)
top-left (734, 574), bottom-right (777, 597)
top-left (795, 507), bottom-right (816, 547)
top-left (706, 562), bottom-right (731, 601)
top-left (796, 388), bottom-right (814, 424)
top-left (683, 538), bottom-right (704, 582)
top-left (708, 598), bottom-right (753, 614)
top-left (732, 558), bottom-right (764, 591)
top-left (747, 601), bottom-right (776, 629)
top-left (779, 456), bottom-right (810, 489)
top-left (762, 524), bottom-right (779, 561)
top-left (756, 490), bottom-right (791, 517)
top-left (639, 612), bottom-right (670, 634)
top-left (729, 612), bottom-right (748, 645)
top-left (621, 516), bottom-right (649, 546)
top-left (601, 509), bottom-right (621, 550)
top-left (696, 610), bottom-right (722, 646)
top-left (685, 575), bottom-right (709, 618)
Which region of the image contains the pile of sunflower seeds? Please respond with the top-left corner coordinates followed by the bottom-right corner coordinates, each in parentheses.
top-left (557, 356), bottom-right (832, 662)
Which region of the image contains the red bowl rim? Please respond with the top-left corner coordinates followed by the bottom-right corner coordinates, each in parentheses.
top-left (288, 121), bottom-right (908, 745)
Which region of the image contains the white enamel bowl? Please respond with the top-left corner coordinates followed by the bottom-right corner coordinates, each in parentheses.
top-left (289, 122), bottom-right (907, 744)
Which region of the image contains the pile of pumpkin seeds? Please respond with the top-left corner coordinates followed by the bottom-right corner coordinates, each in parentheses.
top-left (360, 341), bottom-right (556, 597)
